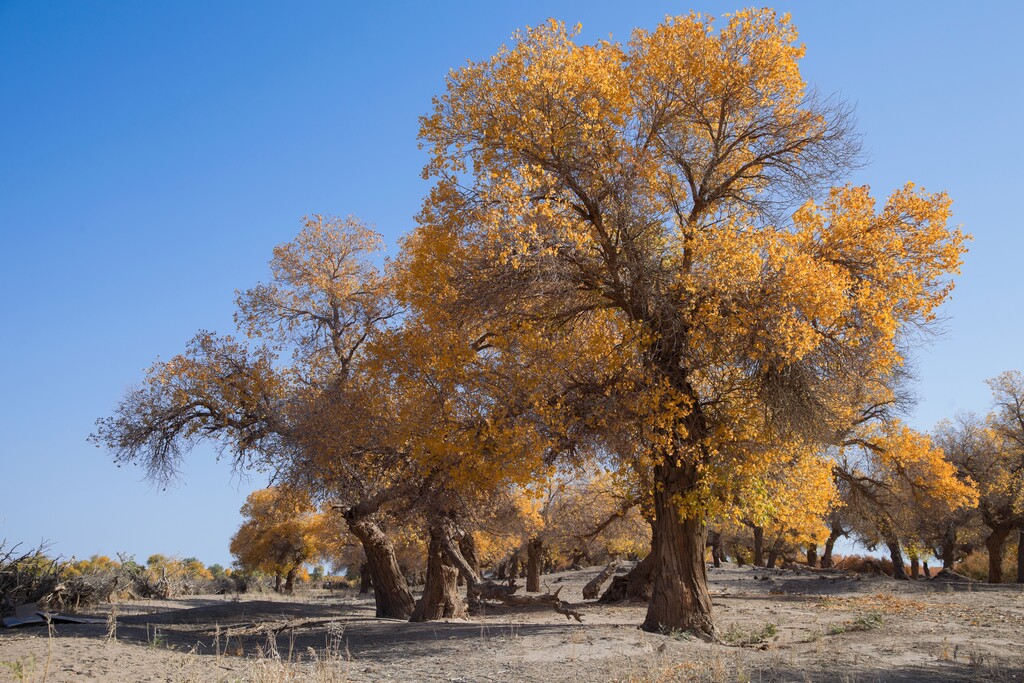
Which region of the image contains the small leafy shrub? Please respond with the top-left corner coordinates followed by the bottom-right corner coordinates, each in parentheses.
top-left (721, 622), bottom-right (778, 646)
top-left (826, 611), bottom-right (883, 635)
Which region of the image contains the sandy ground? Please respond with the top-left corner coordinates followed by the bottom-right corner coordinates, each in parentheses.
top-left (2, 563), bottom-right (1023, 682)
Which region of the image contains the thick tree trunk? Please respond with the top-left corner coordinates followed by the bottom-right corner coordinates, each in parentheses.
top-left (910, 556), bottom-right (920, 580)
top-left (886, 539), bottom-right (909, 580)
top-left (985, 527), bottom-right (1011, 584)
top-left (359, 562), bottom-right (372, 594)
top-left (766, 534), bottom-right (784, 569)
top-left (821, 525), bottom-right (842, 569)
top-left (1017, 531), bottom-right (1024, 584)
top-left (806, 545), bottom-right (818, 567)
top-left (410, 526), bottom-right (467, 622)
top-left (641, 462), bottom-right (714, 637)
top-left (284, 566), bottom-right (297, 593)
top-left (940, 524), bottom-right (957, 570)
top-left (345, 514), bottom-right (416, 619)
top-left (526, 538), bottom-right (543, 593)
top-left (752, 526), bottom-right (765, 567)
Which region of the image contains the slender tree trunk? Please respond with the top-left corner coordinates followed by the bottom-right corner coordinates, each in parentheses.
top-left (922, 561), bottom-right (931, 579)
top-left (734, 542), bottom-right (746, 567)
top-left (806, 545), bottom-right (818, 567)
top-left (752, 526), bottom-right (765, 567)
top-left (410, 526), bottom-right (467, 622)
top-left (509, 555), bottom-right (520, 582)
top-left (940, 524), bottom-right (957, 569)
top-left (885, 539), bottom-right (909, 580)
top-left (274, 573), bottom-right (282, 593)
top-left (345, 514), bottom-right (416, 619)
top-left (909, 556), bottom-right (920, 580)
top-left (766, 534), bottom-right (784, 569)
top-left (1017, 531), bottom-right (1024, 584)
top-left (985, 527), bottom-right (1011, 584)
top-left (821, 525), bottom-right (842, 569)
top-left (641, 462), bottom-right (714, 637)
top-left (526, 537), bottom-right (543, 593)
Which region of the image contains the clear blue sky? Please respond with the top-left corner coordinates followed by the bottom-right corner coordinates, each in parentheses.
top-left (1, 2), bottom-right (1021, 567)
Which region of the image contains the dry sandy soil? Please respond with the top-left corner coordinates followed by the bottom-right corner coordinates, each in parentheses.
top-left (2, 563), bottom-right (1023, 682)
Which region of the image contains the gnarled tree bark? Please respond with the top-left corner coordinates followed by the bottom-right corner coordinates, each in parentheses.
top-left (600, 525), bottom-right (658, 603)
top-left (641, 462), bottom-right (714, 637)
top-left (345, 512), bottom-right (415, 619)
top-left (526, 537), bottom-right (543, 593)
top-left (582, 562), bottom-right (618, 600)
top-left (985, 526), bottom-right (1012, 584)
top-left (410, 525), bottom-right (466, 622)
top-left (1017, 530), bottom-right (1024, 584)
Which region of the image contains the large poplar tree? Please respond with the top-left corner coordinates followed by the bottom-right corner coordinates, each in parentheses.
top-left (405, 10), bottom-right (967, 635)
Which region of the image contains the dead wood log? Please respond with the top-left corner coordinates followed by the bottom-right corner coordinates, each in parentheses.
top-left (582, 562), bottom-right (618, 600)
top-left (489, 586), bottom-right (582, 622)
top-left (434, 519), bottom-right (583, 622)
top-left (217, 617), bottom-right (336, 637)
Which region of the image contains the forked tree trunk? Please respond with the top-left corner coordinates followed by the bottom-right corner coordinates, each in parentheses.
top-left (410, 526), bottom-right (467, 622)
top-left (345, 514), bottom-right (416, 619)
top-left (526, 538), bottom-right (543, 593)
top-left (641, 462), bottom-right (714, 637)
top-left (985, 527), bottom-right (1011, 584)
top-left (806, 545), bottom-right (818, 567)
top-left (885, 539), bottom-right (909, 580)
top-left (752, 526), bottom-right (765, 567)
top-left (821, 525), bottom-right (843, 568)
top-left (1017, 531), bottom-right (1024, 584)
